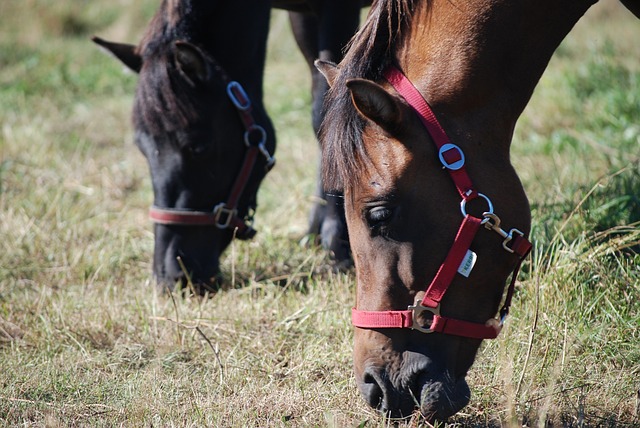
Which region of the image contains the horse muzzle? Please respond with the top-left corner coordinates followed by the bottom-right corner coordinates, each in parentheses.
top-left (153, 224), bottom-right (226, 293)
top-left (357, 351), bottom-right (471, 421)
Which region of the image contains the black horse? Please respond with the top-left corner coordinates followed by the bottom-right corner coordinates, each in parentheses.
top-left (94, 0), bottom-right (365, 292)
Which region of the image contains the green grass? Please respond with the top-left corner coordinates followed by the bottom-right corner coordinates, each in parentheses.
top-left (1, 1), bottom-right (639, 426)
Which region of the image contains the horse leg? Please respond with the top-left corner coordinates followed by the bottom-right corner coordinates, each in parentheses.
top-left (289, 2), bottom-right (361, 265)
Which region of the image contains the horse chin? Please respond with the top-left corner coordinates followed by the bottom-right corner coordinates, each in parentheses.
top-left (419, 376), bottom-right (471, 422)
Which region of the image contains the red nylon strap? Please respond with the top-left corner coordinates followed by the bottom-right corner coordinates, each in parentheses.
top-left (384, 67), bottom-right (477, 200)
top-left (148, 147), bottom-right (258, 229)
top-left (149, 205), bottom-right (250, 232)
top-left (351, 308), bottom-right (413, 329)
top-left (420, 215), bottom-right (482, 308)
top-left (431, 315), bottom-right (501, 339)
top-left (349, 66), bottom-right (534, 340)
top-left (351, 309), bottom-right (501, 339)
top-left (350, 217), bottom-right (530, 338)
top-left (510, 234), bottom-right (533, 258)
top-left (500, 240), bottom-right (532, 316)
top-left (442, 148), bottom-right (462, 165)
top-left (149, 207), bottom-right (217, 226)
top-left (224, 146), bottom-right (259, 210)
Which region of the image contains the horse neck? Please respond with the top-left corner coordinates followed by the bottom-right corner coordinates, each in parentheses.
top-left (201, 4), bottom-right (270, 98)
top-left (396, 0), bottom-right (597, 151)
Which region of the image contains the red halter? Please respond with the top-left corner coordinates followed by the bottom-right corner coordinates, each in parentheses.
top-left (148, 80), bottom-right (275, 240)
top-left (350, 66), bottom-right (532, 339)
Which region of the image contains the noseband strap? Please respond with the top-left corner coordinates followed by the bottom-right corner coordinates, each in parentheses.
top-left (148, 79), bottom-right (274, 241)
top-left (351, 66), bottom-right (532, 339)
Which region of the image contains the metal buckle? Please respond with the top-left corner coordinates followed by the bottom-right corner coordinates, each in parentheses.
top-left (460, 192), bottom-right (493, 217)
top-left (213, 203), bottom-right (237, 229)
top-left (227, 81), bottom-right (251, 111)
top-left (438, 143), bottom-right (465, 170)
top-left (407, 302), bottom-right (440, 334)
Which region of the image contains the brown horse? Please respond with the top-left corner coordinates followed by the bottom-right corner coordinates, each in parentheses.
top-left (93, 1), bottom-right (365, 292)
top-left (318, 0), bottom-right (640, 421)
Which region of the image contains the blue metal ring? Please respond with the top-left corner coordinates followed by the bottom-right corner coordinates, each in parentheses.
top-left (460, 193), bottom-right (493, 217)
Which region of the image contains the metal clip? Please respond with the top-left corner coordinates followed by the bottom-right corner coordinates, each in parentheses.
top-left (258, 142), bottom-right (275, 169)
top-left (482, 212), bottom-right (525, 253)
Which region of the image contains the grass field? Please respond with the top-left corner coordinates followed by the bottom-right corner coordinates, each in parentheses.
top-left (1, 1), bottom-right (639, 426)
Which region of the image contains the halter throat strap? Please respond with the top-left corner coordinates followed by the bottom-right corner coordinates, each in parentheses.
top-left (350, 66), bottom-right (532, 339)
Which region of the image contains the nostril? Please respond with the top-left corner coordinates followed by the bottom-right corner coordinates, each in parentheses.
top-left (360, 366), bottom-right (426, 419)
top-left (409, 367), bottom-right (431, 404)
top-left (361, 369), bottom-right (384, 409)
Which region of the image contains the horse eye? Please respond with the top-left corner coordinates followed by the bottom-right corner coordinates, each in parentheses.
top-left (366, 206), bottom-right (393, 227)
top-left (188, 144), bottom-right (209, 156)
top-left (181, 141), bottom-right (212, 158)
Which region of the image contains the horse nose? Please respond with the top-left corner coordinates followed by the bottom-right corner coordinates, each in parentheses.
top-left (361, 368), bottom-right (385, 409)
top-left (359, 359), bottom-right (469, 421)
top-left (360, 366), bottom-right (418, 418)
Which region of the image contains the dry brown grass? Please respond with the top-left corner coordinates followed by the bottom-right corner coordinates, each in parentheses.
top-left (1, 1), bottom-right (639, 427)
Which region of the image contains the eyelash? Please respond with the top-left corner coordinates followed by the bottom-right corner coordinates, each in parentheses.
top-left (366, 206), bottom-right (394, 236)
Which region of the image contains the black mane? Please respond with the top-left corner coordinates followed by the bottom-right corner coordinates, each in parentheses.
top-left (133, 1), bottom-right (224, 135)
top-left (320, 0), bottom-right (419, 191)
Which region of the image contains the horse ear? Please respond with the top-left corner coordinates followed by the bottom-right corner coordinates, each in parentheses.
top-left (91, 36), bottom-right (142, 73)
top-left (174, 41), bottom-right (209, 86)
top-left (315, 59), bottom-right (339, 87)
top-left (347, 78), bottom-right (404, 134)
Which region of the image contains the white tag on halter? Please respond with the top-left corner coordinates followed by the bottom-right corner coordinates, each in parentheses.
top-left (457, 250), bottom-right (477, 278)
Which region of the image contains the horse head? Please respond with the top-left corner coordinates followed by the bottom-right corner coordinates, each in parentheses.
top-left (93, 4), bottom-right (274, 292)
top-left (320, 60), bottom-right (532, 419)
top-left (314, 0), bottom-right (572, 419)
